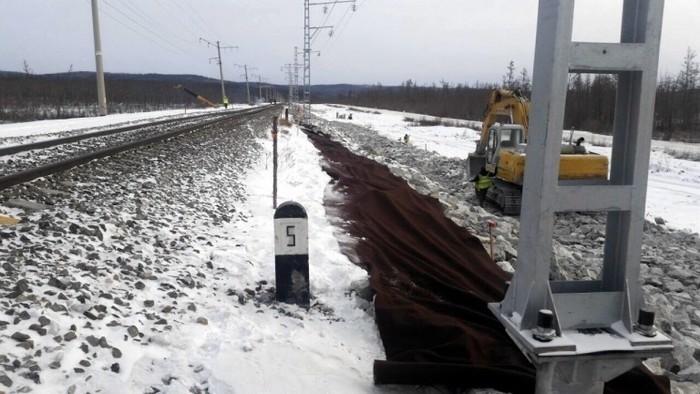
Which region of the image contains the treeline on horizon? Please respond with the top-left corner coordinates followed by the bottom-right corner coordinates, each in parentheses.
top-left (0, 70), bottom-right (269, 122)
top-left (1, 48), bottom-right (698, 142)
top-left (330, 48), bottom-right (700, 142)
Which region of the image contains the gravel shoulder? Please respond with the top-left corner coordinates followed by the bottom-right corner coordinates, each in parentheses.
top-left (0, 110), bottom-right (268, 392)
top-left (0, 112), bottom-right (235, 177)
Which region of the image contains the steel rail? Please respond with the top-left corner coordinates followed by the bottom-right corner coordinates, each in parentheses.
top-left (0, 105), bottom-right (278, 190)
top-left (0, 109), bottom-right (240, 157)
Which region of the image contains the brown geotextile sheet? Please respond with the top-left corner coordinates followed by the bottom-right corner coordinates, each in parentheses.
top-left (304, 128), bottom-right (669, 394)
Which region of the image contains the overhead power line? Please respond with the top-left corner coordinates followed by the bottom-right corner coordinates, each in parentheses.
top-left (116, 0), bottom-right (199, 49)
top-left (173, 0), bottom-right (220, 39)
top-left (153, 0), bottom-right (204, 40)
top-left (98, 4), bottom-right (181, 56)
top-left (312, 2), bottom-right (338, 44)
top-left (319, 0), bottom-right (366, 53)
top-left (101, 0), bottom-right (188, 54)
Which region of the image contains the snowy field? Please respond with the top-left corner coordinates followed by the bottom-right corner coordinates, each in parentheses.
top-left (318, 105), bottom-right (479, 159)
top-left (313, 104), bottom-right (700, 234)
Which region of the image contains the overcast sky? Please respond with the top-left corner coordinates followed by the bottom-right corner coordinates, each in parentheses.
top-left (1, 0), bottom-right (698, 85)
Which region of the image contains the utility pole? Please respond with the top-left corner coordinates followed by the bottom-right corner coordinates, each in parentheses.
top-left (235, 64), bottom-right (256, 105)
top-left (303, 0), bottom-right (313, 121)
top-left (257, 75), bottom-right (264, 102)
top-left (288, 66), bottom-right (294, 105)
top-left (216, 41), bottom-right (226, 107)
top-left (282, 64), bottom-right (295, 105)
top-left (293, 46), bottom-right (301, 104)
top-left (302, 0), bottom-right (356, 122)
top-left (200, 38), bottom-right (237, 108)
top-left (244, 65), bottom-right (251, 105)
top-left (90, 0), bottom-right (107, 116)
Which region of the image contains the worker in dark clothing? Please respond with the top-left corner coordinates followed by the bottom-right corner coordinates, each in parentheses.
top-left (470, 167), bottom-right (493, 207)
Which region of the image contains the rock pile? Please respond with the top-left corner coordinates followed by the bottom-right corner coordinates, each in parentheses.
top-left (0, 110), bottom-right (274, 392)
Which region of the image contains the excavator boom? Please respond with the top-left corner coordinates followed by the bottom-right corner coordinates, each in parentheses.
top-left (475, 89), bottom-right (529, 154)
top-left (175, 85), bottom-right (218, 108)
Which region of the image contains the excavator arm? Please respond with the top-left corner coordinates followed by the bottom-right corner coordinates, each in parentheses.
top-left (475, 89), bottom-right (529, 154)
top-left (175, 85), bottom-right (218, 108)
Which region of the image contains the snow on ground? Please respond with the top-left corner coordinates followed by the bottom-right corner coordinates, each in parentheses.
top-left (587, 145), bottom-right (700, 234)
top-left (1, 112), bottom-right (429, 394)
top-left (187, 124), bottom-right (390, 393)
top-left (314, 104), bottom-right (700, 234)
top-left (565, 129), bottom-right (700, 161)
top-left (71, 122), bottom-right (389, 393)
top-left (314, 104), bottom-right (480, 158)
top-left (0, 105), bottom-right (250, 142)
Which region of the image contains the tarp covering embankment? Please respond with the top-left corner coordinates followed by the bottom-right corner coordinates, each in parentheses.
top-left (304, 128), bottom-right (669, 394)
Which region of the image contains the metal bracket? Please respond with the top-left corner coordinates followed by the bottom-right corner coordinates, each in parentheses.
top-left (490, 1), bottom-right (671, 392)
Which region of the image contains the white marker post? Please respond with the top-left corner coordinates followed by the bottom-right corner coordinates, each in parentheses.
top-left (274, 201), bottom-right (310, 307)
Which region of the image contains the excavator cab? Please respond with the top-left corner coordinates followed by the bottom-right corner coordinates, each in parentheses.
top-left (467, 89), bottom-right (529, 177)
top-left (484, 124), bottom-right (525, 173)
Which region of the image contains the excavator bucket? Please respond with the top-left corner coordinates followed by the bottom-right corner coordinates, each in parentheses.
top-left (467, 153), bottom-right (486, 177)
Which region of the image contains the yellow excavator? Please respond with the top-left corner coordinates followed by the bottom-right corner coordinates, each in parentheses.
top-left (467, 89), bottom-right (609, 214)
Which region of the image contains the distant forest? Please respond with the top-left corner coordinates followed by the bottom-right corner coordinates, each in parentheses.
top-left (0, 68), bottom-right (365, 123)
top-left (0, 69), bottom-right (284, 122)
top-left (331, 48), bottom-right (700, 142)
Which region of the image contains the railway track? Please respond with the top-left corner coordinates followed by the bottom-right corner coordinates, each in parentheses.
top-left (0, 110), bottom-right (230, 157)
top-left (0, 105), bottom-right (277, 190)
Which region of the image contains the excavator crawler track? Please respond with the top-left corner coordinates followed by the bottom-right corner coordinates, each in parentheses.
top-left (487, 179), bottom-right (521, 215)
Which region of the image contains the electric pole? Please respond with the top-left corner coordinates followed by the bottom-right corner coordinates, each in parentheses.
top-left (303, 0), bottom-right (313, 121)
top-left (282, 64), bottom-right (295, 105)
top-left (302, 0), bottom-right (356, 122)
top-left (235, 64), bottom-right (256, 105)
top-left (288, 65), bottom-right (294, 105)
top-left (91, 0), bottom-right (107, 116)
top-left (200, 38), bottom-right (237, 108)
top-left (293, 46), bottom-right (301, 104)
top-left (257, 75), bottom-right (264, 102)
top-left (244, 65), bottom-right (251, 105)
